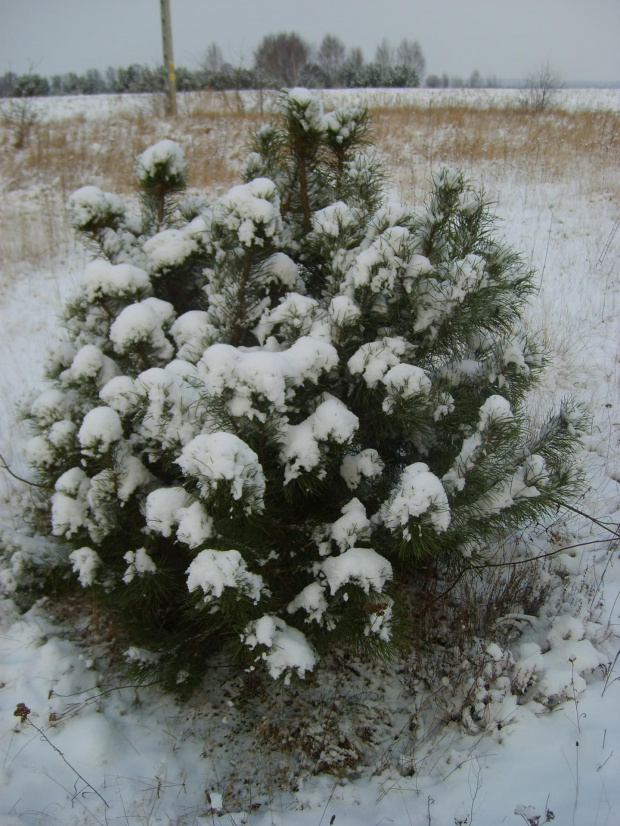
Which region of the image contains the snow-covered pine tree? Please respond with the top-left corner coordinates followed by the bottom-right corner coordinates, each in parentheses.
top-left (22, 90), bottom-right (586, 690)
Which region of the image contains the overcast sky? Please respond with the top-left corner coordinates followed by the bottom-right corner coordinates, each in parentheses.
top-left (1, 0), bottom-right (619, 83)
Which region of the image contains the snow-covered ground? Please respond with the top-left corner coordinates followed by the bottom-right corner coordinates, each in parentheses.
top-left (18, 87), bottom-right (620, 123)
top-left (0, 90), bottom-right (618, 825)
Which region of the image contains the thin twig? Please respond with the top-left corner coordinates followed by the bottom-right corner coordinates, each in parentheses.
top-left (549, 498), bottom-right (620, 537)
top-left (431, 534), bottom-right (612, 601)
top-left (597, 217), bottom-right (619, 267)
top-left (0, 452), bottom-right (50, 489)
top-left (48, 679), bottom-right (163, 721)
top-left (426, 568), bottom-right (468, 606)
top-left (13, 704), bottom-right (109, 809)
top-left (472, 537), bottom-right (613, 570)
top-left (50, 679), bottom-right (162, 701)
top-left (538, 208), bottom-right (553, 294)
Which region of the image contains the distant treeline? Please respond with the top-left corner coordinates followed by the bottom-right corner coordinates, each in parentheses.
top-left (0, 63), bottom-right (421, 98)
top-left (0, 32), bottom-right (502, 98)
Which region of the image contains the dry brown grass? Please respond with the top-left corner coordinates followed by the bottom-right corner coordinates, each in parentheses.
top-left (370, 103), bottom-right (620, 202)
top-left (3, 95), bottom-right (617, 196)
top-left (373, 104), bottom-right (619, 166)
top-left (2, 105), bottom-right (261, 197)
top-left (0, 93), bottom-right (618, 277)
top-left (0, 94), bottom-right (263, 276)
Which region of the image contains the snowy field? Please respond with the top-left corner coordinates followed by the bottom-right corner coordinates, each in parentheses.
top-left (0, 89), bottom-right (619, 825)
top-left (17, 87), bottom-right (620, 123)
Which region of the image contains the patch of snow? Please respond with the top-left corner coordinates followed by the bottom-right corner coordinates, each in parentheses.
top-left (243, 615), bottom-right (318, 683)
top-left (186, 549), bottom-right (264, 603)
top-left (67, 185), bottom-right (125, 229)
top-left (81, 259), bottom-right (151, 302)
top-left (380, 462), bottom-right (451, 535)
top-left (340, 448), bottom-right (385, 489)
top-left (176, 432), bottom-right (265, 512)
top-left (68, 546), bottom-right (101, 587)
top-left (136, 139), bottom-right (187, 181)
top-left (78, 406), bottom-right (123, 454)
top-left (320, 547), bottom-right (393, 595)
top-left (122, 547), bottom-right (157, 584)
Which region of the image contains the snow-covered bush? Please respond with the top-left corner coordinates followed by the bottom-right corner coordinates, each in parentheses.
top-left (21, 89), bottom-right (586, 690)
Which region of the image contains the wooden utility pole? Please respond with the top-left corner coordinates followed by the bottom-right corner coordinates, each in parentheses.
top-left (160, 0), bottom-right (177, 116)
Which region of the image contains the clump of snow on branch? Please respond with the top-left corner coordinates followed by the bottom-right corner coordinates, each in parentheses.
top-left (109, 297), bottom-right (175, 363)
top-left (82, 260), bottom-right (150, 302)
top-left (186, 550), bottom-right (264, 603)
top-left (176, 432), bottom-right (266, 512)
top-left (67, 185), bottom-right (125, 230)
top-left (216, 178), bottom-right (282, 247)
top-left (340, 449), bottom-right (385, 490)
top-left (320, 547), bottom-right (393, 595)
top-left (380, 463), bottom-right (451, 537)
top-left (136, 139), bottom-right (187, 183)
top-left (243, 615), bottom-right (317, 684)
top-left (69, 547), bottom-right (102, 587)
top-left (280, 396), bottom-right (359, 482)
top-left (78, 407), bottom-right (123, 455)
top-left (123, 548), bottom-right (157, 584)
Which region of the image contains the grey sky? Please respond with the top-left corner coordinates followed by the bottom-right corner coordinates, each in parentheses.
top-left (1, 0), bottom-right (619, 83)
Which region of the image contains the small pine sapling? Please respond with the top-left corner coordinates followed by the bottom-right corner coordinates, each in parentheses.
top-left (21, 90), bottom-right (586, 690)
